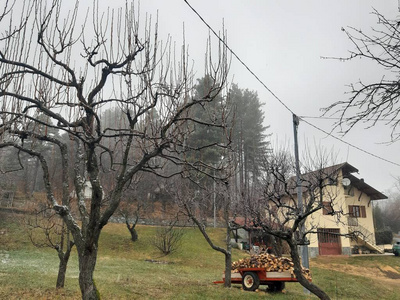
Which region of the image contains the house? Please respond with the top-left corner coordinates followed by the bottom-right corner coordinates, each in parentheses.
top-left (302, 162), bottom-right (387, 257)
top-left (230, 162), bottom-right (386, 257)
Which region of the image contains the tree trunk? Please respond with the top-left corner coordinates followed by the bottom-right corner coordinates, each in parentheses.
top-left (239, 121), bottom-right (244, 200)
top-left (126, 221), bottom-right (138, 242)
top-left (30, 157), bottom-right (41, 197)
top-left (224, 252), bottom-right (232, 287)
top-left (224, 204), bottom-right (232, 287)
top-left (56, 241), bottom-right (74, 288)
top-left (224, 225), bottom-right (232, 287)
top-left (56, 255), bottom-right (68, 288)
top-left (244, 151), bottom-right (249, 197)
top-left (129, 227), bottom-right (138, 242)
top-left (273, 236), bottom-right (283, 257)
top-left (288, 240), bottom-right (331, 300)
top-left (78, 247), bottom-right (99, 300)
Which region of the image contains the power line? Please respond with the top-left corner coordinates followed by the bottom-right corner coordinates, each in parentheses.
top-left (300, 115), bottom-right (400, 122)
top-left (301, 118), bottom-right (400, 167)
top-left (184, 0), bottom-right (400, 168)
top-left (183, 0), bottom-right (294, 115)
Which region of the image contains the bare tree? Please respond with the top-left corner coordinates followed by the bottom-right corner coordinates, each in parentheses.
top-left (172, 171), bottom-right (237, 288)
top-left (166, 79), bottom-right (235, 286)
top-left (25, 207), bottom-right (74, 289)
top-left (152, 216), bottom-right (185, 255)
top-left (117, 178), bottom-right (151, 243)
top-left (117, 200), bottom-right (142, 242)
top-left (0, 0), bottom-right (33, 42)
top-left (324, 10), bottom-right (400, 141)
top-left (242, 148), bottom-right (344, 300)
top-left (0, 1), bottom-right (228, 299)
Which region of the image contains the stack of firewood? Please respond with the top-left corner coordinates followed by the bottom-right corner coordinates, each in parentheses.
top-left (231, 253), bottom-right (312, 280)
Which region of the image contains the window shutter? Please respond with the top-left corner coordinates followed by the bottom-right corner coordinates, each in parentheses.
top-left (348, 205), bottom-right (354, 217)
top-left (323, 202), bottom-right (333, 215)
top-left (360, 206), bottom-right (366, 218)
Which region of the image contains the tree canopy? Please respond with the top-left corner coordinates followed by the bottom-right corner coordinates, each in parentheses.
top-left (0, 1), bottom-right (228, 299)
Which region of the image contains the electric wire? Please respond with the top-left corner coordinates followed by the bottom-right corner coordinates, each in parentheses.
top-left (301, 118), bottom-right (400, 167)
top-left (183, 0), bottom-right (294, 115)
top-left (184, 0), bottom-right (400, 168)
top-left (300, 116), bottom-right (400, 122)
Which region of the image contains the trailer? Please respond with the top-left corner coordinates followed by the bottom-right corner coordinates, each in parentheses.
top-left (215, 267), bottom-right (306, 292)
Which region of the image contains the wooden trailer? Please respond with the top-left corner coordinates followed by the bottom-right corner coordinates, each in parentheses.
top-left (215, 267), bottom-right (305, 292)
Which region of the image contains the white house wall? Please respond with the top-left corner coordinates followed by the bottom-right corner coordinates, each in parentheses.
top-left (305, 169), bottom-right (377, 257)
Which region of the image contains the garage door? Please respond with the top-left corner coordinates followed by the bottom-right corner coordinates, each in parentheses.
top-left (318, 228), bottom-right (341, 255)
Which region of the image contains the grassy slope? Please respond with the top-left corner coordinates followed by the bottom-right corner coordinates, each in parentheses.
top-left (1, 211), bottom-right (400, 299)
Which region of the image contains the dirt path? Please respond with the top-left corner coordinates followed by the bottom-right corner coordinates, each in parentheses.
top-left (311, 256), bottom-right (400, 287)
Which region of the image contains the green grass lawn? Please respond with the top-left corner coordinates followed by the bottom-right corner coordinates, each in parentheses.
top-left (1, 211), bottom-right (400, 299)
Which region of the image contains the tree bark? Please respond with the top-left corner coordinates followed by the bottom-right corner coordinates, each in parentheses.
top-left (126, 221), bottom-right (138, 242)
top-left (129, 226), bottom-right (138, 242)
top-left (224, 205), bottom-right (232, 287)
top-left (288, 239), bottom-right (331, 300)
top-left (56, 241), bottom-right (74, 288)
top-left (56, 255), bottom-right (68, 289)
top-left (224, 251), bottom-right (232, 287)
top-left (78, 246), bottom-right (99, 300)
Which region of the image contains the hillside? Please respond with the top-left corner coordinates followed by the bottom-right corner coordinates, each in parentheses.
top-left (1, 210), bottom-right (400, 299)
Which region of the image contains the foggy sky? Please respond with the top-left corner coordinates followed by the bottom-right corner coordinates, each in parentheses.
top-left (9, 0), bottom-right (400, 194)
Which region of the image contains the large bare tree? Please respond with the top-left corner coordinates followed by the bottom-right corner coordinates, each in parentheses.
top-left (0, 1), bottom-right (228, 299)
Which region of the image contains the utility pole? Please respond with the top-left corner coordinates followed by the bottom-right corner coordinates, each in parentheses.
top-left (292, 114), bottom-right (310, 294)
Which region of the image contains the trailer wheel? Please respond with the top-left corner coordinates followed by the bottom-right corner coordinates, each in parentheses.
top-left (242, 272), bottom-right (260, 291)
top-left (268, 281), bottom-right (285, 292)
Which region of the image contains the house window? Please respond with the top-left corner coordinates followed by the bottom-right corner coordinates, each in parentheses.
top-left (344, 185), bottom-right (354, 196)
top-left (325, 177), bottom-right (337, 186)
top-left (322, 202), bottom-right (334, 215)
top-left (348, 205), bottom-right (366, 218)
top-left (318, 228), bottom-right (341, 244)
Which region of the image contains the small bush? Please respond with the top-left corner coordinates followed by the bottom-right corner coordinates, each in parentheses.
top-left (152, 225), bottom-right (185, 255)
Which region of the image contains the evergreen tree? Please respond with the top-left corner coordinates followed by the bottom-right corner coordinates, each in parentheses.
top-left (186, 76), bottom-right (225, 166)
top-left (227, 84), bottom-right (270, 200)
top-left (184, 80), bottom-right (270, 216)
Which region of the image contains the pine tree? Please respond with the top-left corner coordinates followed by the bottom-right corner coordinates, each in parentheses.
top-left (227, 84), bottom-right (270, 202)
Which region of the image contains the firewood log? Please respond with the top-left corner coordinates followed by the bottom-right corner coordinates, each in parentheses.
top-left (231, 253), bottom-right (312, 280)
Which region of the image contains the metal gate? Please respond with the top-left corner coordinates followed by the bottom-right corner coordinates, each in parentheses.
top-left (318, 228), bottom-right (342, 255)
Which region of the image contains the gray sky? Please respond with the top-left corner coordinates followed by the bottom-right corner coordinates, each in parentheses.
top-left (134, 0), bottom-right (398, 195)
top-left (10, 0), bottom-right (400, 194)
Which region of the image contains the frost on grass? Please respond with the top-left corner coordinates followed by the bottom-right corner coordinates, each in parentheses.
top-left (0, 250), bottom-right (10, 264)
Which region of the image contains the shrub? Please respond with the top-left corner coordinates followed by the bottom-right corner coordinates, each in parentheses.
top-left (152, 224), bottom-right (185, 255)
top-left (375, 230), bottom-right (393, 245)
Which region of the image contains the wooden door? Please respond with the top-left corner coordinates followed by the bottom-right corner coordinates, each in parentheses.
top-left (318, 228), bottom-right (342, 255)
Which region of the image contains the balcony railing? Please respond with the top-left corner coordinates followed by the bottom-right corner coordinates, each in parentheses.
top-left (347, 218), bottom-right (383, 253)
